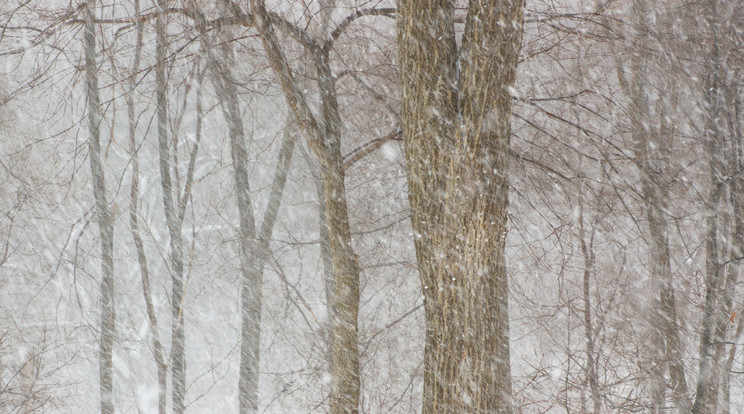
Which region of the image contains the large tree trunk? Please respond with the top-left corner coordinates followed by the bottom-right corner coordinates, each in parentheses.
top-left (84, 3), bottom-right (115, 413)
top-left (397, 1), bottom-right (524, 412)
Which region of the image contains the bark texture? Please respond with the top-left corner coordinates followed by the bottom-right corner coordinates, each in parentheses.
top-left (397, 1), bottom-right (524, 412)
top-left (84, 2), bottom-right (115, 413)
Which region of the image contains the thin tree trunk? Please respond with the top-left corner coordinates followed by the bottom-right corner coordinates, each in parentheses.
top-left (302, 148), bottom-right (335, 370)
top-left (721, 98), bottom-right (742, 414)
top-left (155, 2), bottom-right (187, 412)
top-left (716, 146), bottom-right (741, 414)
top-left (127, 1), bottom-right (167, 411)
top-left (249, 2), bottom-right (362, 412)
top-left (317, 0), bottom-right (337, 374)
top-left (208, 35), bottom-right (261, 414)
top-left (609, 1), bottom-right (691, 408)
top-left (84, 2), bottom-right (115, 413)
top-left (709, 81), bottom-right (740, 414)
top-left (630, 6), bottom-right (665, 411)
top-left (693, 161), bottom-right (724, 414)
top-left (692, 2), bottom-right (726, 410)
top-left (312, 46), bottom-right (362, 414)
top-left (198, 7), bottom-right (299, 409)
top-left (397, 1), bottom-right (523, 412)
top-left (578, 192), bottom-right (600, 413)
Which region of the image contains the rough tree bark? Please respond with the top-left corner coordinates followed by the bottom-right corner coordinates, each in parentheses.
top-left (397, 0), bottom-right (524, 412)
top-left (84, 2), bottom-right (115, 413)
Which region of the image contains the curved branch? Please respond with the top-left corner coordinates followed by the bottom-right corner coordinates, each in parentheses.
top-left (324, 7), bottom-right (396, 51)
top-left (266, 11), bottom-right (319, 51)
top-left (342, 127), bottom-right (401, 171)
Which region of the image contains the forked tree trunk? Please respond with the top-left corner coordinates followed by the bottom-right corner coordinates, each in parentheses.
top-left (397, 1), bottom-right (524, 412)
top-left (249, 2), bottom-right (362, 412)
top-left (84, 3), bottom-right (115, 413)
top-left (212, 40), bottom-right (262, 414)
top-left (192, 6), bottom-right (299, 411)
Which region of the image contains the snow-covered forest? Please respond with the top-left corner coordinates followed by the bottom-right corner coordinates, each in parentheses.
top-left (0, 0), bottom-right (742, 413)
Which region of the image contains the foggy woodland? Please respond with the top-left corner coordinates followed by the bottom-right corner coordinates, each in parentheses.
top-left (0, 0), bottom-right (742, 413)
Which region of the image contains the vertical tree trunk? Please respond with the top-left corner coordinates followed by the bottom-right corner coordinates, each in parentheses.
top-left (610, 1), bottom-right (691, 408)
top-left (313, 164), bottom-right (335, 369)
top-left (199, 6), bottom-right (299, 410)
top-left (721, 99), bottom-right (743, 414)
top-left (312, 46), bottom-right (362, 414)
top-left (578, 193), bottom-right (600, 413)
top-left (692, 2), bottom-right (726, 410)
top-left (213, 41), bottom-right (262, 414)
top-left (155, 2), bottom-right (186, 412)
top-left (127, 1), bottom-right (167, 411)
top-left (317, 0), bottom-right (337, 374)
top-left (249, 2), bottom-right (362, 412)
top-left (397, 1), bottom-right (523, 412)
top-left (300, 145), bottom-right (336, 372)
top-left (84, 2), bottom-right (115, 413)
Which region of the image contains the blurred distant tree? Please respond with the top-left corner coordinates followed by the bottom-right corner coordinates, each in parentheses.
top-left (83, 2), bottom-right (115, 413)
